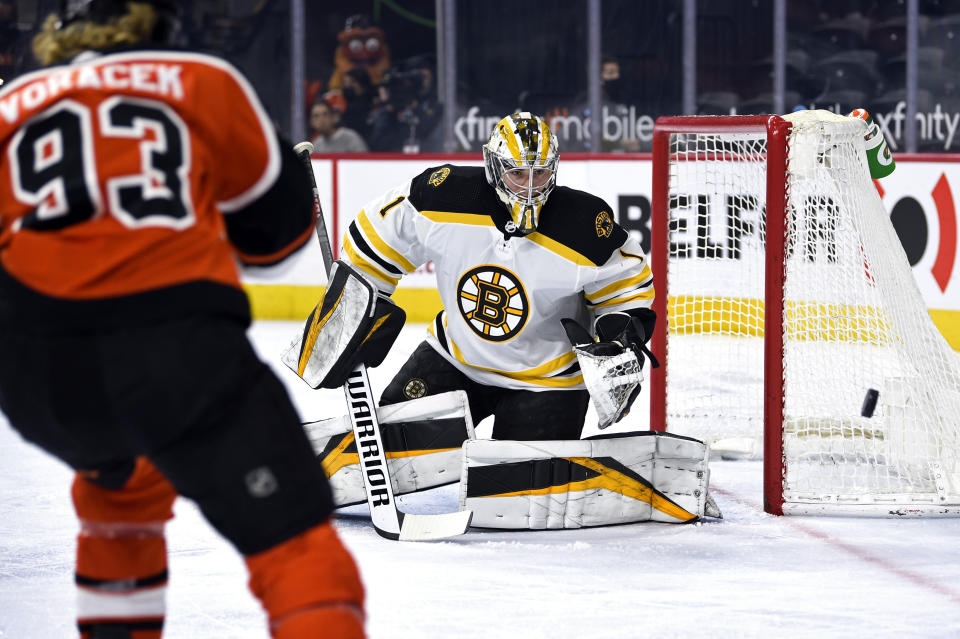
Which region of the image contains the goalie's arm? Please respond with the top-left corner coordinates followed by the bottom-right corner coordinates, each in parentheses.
top-left (285, 179), bottom-right (436, 389)
top-left (562, 311), bottom-right (656, 430)
top-left (567, 234), bottom-right (658, 428)
top-left (340, 181), bottom-right (432, 295)
top-left (582, 234), bottom-right (657, 344)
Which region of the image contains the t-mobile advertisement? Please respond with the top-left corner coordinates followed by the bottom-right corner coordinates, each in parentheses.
top-left (450, 102), bottom-right (960, 152)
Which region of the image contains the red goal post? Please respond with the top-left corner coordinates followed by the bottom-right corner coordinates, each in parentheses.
top-left (649, 113), bottom-right (960, 517)
top-left (651, 115), bottom-right (790, 514)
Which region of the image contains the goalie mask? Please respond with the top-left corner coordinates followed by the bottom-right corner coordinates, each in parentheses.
top-left (483, 112), bottom-right (558, 235)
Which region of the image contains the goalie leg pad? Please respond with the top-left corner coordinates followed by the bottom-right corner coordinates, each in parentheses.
top-left (303, 391), bottom-right (475, 507)
top-left (459, 431), bottom-right (720, 529)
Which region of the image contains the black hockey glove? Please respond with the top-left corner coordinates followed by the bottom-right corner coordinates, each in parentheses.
top-left (593, 311), bottom-right (659, 371)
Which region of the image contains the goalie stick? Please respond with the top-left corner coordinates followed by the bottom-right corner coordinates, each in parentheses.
top-left (293, 141), bottom-right (472, 541)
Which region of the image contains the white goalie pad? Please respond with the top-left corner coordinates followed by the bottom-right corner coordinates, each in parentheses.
top-left (281, 261), bottom-right (375, 388)
top-left (459, 431), bottom-right (720, 530)
top-left (574, 346), bottom-right (643, 429)
top-left (303, 391), bottom-right (475, 507)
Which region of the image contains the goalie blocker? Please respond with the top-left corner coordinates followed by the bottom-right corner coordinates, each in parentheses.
top-left (282, 260), bottom-right (405, 389)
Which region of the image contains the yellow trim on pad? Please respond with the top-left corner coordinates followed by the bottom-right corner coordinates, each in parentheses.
top-left (298, 288), bottom-right (343, 376)
top-left (482, 456), bottom-right (696, 522)
top-left (321, 429), bottom-right (460, 478)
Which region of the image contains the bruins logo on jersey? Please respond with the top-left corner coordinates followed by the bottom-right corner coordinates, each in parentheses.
top-left (403, 378), bottom-right (427, 399)
top-left (595, 210), bottom-right (614, 238)
top-left (456, 265), bottom-right (529, 342)
top-left (429, 167), bottom-right (451, 187)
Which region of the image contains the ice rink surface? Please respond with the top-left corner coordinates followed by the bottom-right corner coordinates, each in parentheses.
top-left (3, 321), bottom-right (960, 638)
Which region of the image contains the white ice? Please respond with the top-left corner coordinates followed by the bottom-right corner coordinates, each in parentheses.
top-left (3, 321), bottom-right (960, 638)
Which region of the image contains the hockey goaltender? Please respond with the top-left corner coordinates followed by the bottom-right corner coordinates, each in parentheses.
top-left (285, 112), bottom-right (721, 530)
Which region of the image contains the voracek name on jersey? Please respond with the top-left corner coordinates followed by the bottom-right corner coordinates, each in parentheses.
top-left (1, 62), bottom-right (184, 123)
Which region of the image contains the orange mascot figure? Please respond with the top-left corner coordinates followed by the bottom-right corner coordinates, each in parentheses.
top-left (329, 14), bottom-right (391, 90)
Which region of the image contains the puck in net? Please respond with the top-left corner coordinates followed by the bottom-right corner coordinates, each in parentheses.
top-left (861, 388), bottom-right (879, 418)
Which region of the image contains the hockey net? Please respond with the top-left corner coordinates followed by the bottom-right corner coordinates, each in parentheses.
top-left (650, 111), bottom-right (960, 515)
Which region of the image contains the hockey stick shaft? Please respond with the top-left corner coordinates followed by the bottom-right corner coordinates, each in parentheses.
top-left (292, 142), bottom-right (471, 541)
top-left (292, 142), bottom-right (402, 537)
top-left (293, 143), bottom-right (334, 273)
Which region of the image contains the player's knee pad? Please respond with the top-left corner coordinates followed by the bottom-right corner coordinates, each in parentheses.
top-left (460, 431), bottom-right (722, 529)
top-left (72, 458), bottom-right (175, 639)
top-left (245, 520), bottom-right (364, 639)
top-left (303, 390), bottom-right (475, 507)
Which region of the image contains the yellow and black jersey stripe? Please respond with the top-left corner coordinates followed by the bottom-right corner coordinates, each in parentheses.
top-left (427, 311), bottom-right (583, 388)
top-left (342, 209), bottom-right (416, 289)
top-left (584, 264), bottom-right (655, 311)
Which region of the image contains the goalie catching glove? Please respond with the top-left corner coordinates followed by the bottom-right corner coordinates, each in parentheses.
top-left (562, 311), bottom-right (658, 429)
top-left (282, 260), bottom-right (405, 388)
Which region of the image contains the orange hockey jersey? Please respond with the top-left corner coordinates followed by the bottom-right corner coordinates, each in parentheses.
top-left (0, 48), bottom-right (313, 331)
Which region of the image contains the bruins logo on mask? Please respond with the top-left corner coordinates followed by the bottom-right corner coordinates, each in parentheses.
top-left (595, 210), bottom-right (613, 238)
top-left (457, 265), bottom-right (529, 342)
top-left (429, 167), bottom-right (451, 187)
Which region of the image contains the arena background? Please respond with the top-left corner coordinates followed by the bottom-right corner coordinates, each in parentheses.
top-left (2, 0), bottom-right (958, 345)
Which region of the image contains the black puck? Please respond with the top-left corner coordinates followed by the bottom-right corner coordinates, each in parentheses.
top-left (861, 388), bottom-right (879, 418)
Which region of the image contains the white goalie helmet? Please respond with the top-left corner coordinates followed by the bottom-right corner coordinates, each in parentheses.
top-left (483, 112), bottom-right (559, 235)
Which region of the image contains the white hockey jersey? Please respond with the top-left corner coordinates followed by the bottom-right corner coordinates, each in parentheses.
top-left (341, 165), bottom-right (654, 391)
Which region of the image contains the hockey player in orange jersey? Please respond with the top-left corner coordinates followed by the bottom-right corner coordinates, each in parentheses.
top-left (0, 2), bottom-right (364, 637)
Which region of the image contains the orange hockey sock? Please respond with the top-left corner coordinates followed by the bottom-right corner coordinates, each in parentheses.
top-left (245, 520), bottom-right (365, 639)
top-left (73, 458), bottom-right (176, 639)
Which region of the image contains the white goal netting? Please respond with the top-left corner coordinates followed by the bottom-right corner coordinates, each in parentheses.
top-left (661, 111), bottom-right (960, 514)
